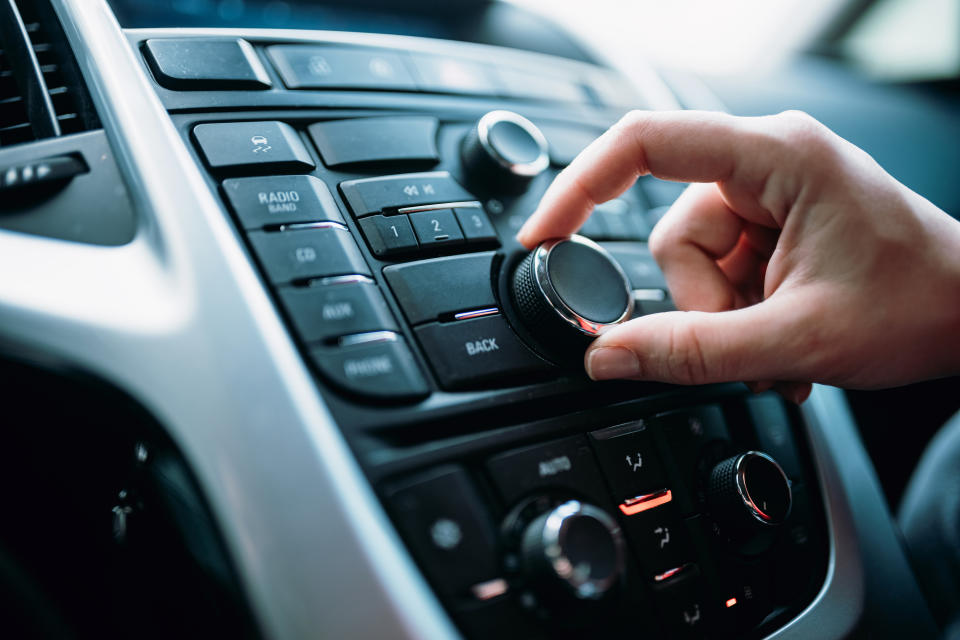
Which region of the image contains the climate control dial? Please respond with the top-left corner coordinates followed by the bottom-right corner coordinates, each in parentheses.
top-left (520, 499), bottom-right (625, 601)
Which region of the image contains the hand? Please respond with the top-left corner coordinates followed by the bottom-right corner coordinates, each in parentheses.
top-left (517, 110), bottom-right (960, 401)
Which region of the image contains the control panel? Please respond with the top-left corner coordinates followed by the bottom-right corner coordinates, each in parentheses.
top-left (134, 33), bottom-right (829, 639)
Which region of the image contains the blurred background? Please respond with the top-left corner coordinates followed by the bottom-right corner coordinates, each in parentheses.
top-left (108, 0), bottom-right (959, 511)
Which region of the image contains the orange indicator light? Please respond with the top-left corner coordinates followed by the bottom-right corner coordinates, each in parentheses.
top-left (726, 598), bottom-right (738, 608)
top-left (618, 489), bottom-right (673, 516)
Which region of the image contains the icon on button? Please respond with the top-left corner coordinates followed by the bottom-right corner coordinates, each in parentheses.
top-left (429, 518), bottom-right (463, 550)
top-left (251, 135), bottom-right (272, 154)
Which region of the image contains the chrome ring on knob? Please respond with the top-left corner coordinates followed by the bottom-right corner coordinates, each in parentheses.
top-left (735, 451), bottom-right (793, 525)
top-left (540, 500), bottom-right (624, 599)
top-left (476, 110), bottom-right (550, 177)
top-left (531, 235), bottom-right (633, 336)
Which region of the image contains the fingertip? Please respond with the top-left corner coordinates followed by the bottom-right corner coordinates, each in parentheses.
top-left (584, 345), bottom-right (641, 381)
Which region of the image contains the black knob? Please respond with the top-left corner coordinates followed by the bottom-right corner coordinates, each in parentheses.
top-left (521, 500), bottom-right (625, 601)
top-left (511, 235), bottom-right (632, 362)
top-left (461, 110), bottom-right (549, 193)
top-left (708, 451), bottom-right (792, 551)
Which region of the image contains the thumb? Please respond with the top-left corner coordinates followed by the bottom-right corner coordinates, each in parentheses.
top-left (584, 295), bottom-right (816, 385)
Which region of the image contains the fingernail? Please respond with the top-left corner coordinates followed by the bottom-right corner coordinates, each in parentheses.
top-left (585, 346), bottom-right (640, 380)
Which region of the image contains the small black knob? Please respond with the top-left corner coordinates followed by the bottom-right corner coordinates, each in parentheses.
top-left (520, 500), bottom-right (625, 601)
top-left (461, 110), bottom-right (549, 193)
top-left (511, 235), bottom-right (632, 362)
top-left (708, 451), bottom-right (792, 551)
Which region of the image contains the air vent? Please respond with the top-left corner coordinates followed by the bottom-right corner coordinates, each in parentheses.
top-left (0, 0), bottom-right (99, 148)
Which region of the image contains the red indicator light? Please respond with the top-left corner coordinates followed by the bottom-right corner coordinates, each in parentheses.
top-left (618, 489), bottom-right (673, 516)
top-left (726, 597), bottom-right (738, 608)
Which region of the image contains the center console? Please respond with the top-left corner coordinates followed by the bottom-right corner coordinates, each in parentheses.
top-left (129, 31), bottom-right (829, 639)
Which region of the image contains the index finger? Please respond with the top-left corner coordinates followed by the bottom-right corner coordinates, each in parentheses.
top-left (516, 110), bottom-right (796, 249)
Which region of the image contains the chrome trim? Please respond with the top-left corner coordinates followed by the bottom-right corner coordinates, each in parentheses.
top-left (540, 500), bottom-right (625, 599)
top-left (44, 4), bottom-right (458, 640)
top-left (397, 200), bottom-right (482, 214)
top-left (339, 331), bottom-right (400, 347)
top-left (733, 451), bottom-right (792, 525)
top-left (319, 274), bottom-right (375, 286)
top-left (532, 234), bottom-right (632, 335)
top-left (476, 110), bottom-right (549, 177)
top-left (279, 221), bottom-right (348, 232)
top-left (453, 307), bottom-right (500, 321)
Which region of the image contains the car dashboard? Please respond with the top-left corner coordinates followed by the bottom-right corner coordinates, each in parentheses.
top-left (0, 1), bottom-right (943, 638)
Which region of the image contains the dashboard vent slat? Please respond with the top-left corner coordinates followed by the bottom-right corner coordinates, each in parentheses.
top-left (0, 0), bottom-right (99, 149)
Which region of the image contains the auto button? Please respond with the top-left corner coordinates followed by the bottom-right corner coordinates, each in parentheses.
top-left (415, 313), bottom-right (552, 389)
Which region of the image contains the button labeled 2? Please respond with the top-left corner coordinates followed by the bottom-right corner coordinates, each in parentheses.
top-left (409, 209), bottom-right (465, 247)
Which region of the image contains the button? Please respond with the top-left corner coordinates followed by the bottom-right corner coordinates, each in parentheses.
top-left (193, 121), bottom-right (314, 172)
top-left (652, 566), bottom-right (709, 638)
top-left (415, 314), bottom-right (551, 390)
top-left (653, 405), bottom-right (732, 515)
top-left (384, 465), bottom-right (500, 598)
top-left (621, 502), bottom-right (695, 575)
top-left (536, 123), bottom-right (600, 166)
top-left (248, 226), bottom-right (369, 284)
top-left (383, 252), bottom-right (496, 325)
top-left (594, 199), bottom-right (651, 240)
top-left (454, 597), bottom-right (546, 640)
top-left (409, 54), bottom-right (497, 95)
top-left (267, 45), bottom-right (416, 90)
top-left (486, 435), bottom-right (611, 507)
top-left (309, 333), bottom-right (428, 399)
top-left (589, 420), bottom-right (669, 502)
top-left (745, 394), bottom-right (804, 482)
top-left (340, 171), bottom-right (474, 217)
top-left (308, 117), bottom-right (439, 168)
top-left (409, 209), bottom-right (465, 248)
top-left (143, 38), bottom-right (271, 90)
top-left (589, 70), bottom-right (647, 109)
top-left (454, 207), bottom-right (499, 245)
top-left (222, 175), bottom-right (344, 229)
top-left (359, 214), bottom-right (419, 257)
top-left (279, 278), bottom-right (397, 344)
top-left (601, 243), bottom-right (668, 290)
top-left (772, 485), bottom-right (822, 603)
top-left (495, 67), bottom-right (587, 103)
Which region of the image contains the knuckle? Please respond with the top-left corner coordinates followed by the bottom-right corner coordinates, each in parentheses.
top-left (664, 316), bottom-right (713, 385)
top-left (773, 110), bottom-right (837, 161)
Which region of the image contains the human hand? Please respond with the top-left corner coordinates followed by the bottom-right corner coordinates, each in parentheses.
top-left (517, 110), bottom-right (960, 402)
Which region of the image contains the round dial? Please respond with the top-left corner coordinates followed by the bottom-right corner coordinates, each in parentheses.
top-left (520, 500), bottom-right (625, 600)
top-left (707, 451), bottom-right (792, 548)
top-left (461, 110), bottom-right (549, 192)
top-left (510, 235), bottom-right (632, 361)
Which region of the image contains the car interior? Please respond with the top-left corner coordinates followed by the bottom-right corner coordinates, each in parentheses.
top-left (0, 0), bottom-right (958, 638)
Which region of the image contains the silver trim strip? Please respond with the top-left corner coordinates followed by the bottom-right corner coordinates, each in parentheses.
top-left (339, 331), bottom-right (400, 347)
top-left (43, 4), bottom-right (458, 640)
top-left (631, 288), bottom-right (667, 302)
top-left (319, 274), bottom-right (375, 286)
top-left (397, 200), bottom-right (482, 214)
top-left (279, 221), bottom-right (348, 232)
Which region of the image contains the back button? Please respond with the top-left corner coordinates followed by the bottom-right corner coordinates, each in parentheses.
top-left (415, 314), bottom-right (551, 390)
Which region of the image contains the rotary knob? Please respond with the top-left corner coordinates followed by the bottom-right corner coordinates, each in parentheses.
top-left (461, 110), bottom-right (549, 193)
top-left (520, 500), bottom-right (625, 601)
top-left (511, 235), bottom-right (632, 362)
top-left (707, 451), bottom-right (792, 551)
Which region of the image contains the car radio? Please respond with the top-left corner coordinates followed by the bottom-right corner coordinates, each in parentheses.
top-left (134, 33), bottom-right (829, 639)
